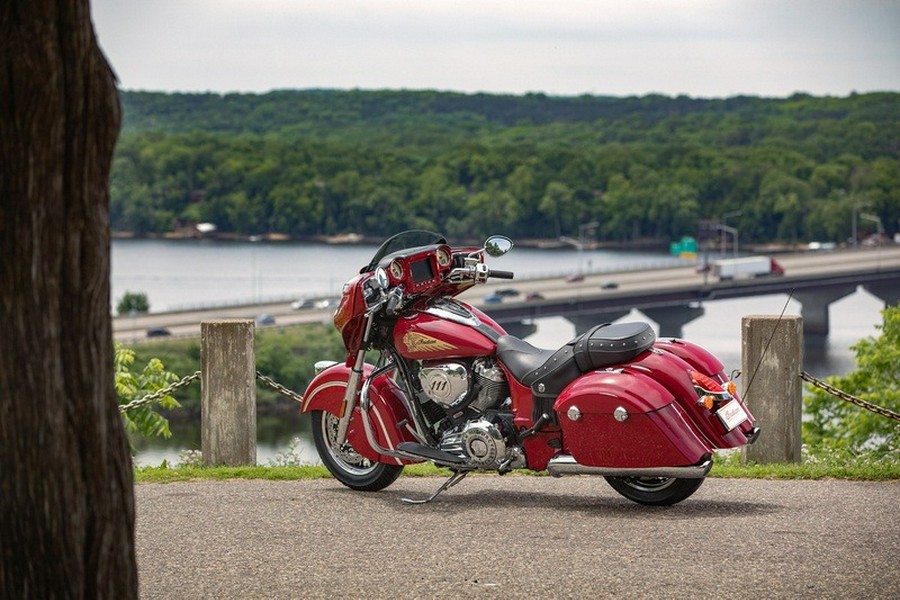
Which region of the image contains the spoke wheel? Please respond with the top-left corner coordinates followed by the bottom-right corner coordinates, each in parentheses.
top-left (604, 476), bottom-right (705, 506)
top-left (311, 410), bottom-right (402, 491)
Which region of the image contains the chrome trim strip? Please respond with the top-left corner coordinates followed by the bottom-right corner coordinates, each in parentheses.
top-left (423, 304), bottom-right (482, 328)
top-left (546, 455), bottom-right (713, 479)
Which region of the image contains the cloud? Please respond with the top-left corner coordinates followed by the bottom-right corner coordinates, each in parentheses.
top-left (92, 0), bottom-right (900, 97)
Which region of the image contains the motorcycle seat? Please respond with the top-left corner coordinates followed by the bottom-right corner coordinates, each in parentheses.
top-left (497, 322), bottom-right (656, 401)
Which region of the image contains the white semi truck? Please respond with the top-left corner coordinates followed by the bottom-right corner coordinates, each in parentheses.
top-left (711, 256), bottom-right (785, 280)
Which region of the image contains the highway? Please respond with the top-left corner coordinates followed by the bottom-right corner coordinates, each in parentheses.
top-left (113, 245), bottom-right (900, 342)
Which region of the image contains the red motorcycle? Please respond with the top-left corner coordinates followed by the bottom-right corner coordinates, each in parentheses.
top-left (301, 231), bottom-right (759, 505)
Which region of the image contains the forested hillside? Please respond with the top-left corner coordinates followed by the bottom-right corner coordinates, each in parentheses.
top-left (111, 89), bottom-right (899, 244)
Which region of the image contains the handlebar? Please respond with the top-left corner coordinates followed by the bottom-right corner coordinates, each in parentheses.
top-left (385, 288), bottom-right (403, 316)
top-left (489, 269), bottom-right (515, 280)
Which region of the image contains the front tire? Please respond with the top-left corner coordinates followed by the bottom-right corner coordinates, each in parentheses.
top-left (312, 410), bottom-right (403, 491)
top-left (604, 476), bottom-right (705, 506)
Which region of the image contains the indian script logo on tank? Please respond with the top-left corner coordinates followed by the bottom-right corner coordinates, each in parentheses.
top-left (402, 332), bottom-right (456, 354)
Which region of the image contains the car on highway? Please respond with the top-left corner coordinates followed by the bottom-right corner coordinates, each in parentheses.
top-left (483, 293), bottom-right (503, 304)
top-left (495, 288), bottom-right (520, 297)
top-left (146, 327), bottom-right (171, 337)
top-left (600, 280), bottom-right (618, 290)
top-left (256, 314), bottom-right (276, 325)
top-left (565, 273), bottom-right (584, 283)
top-left (291, 298), bottom-right (315, 310)
top-left (525, 292), bottom-right (545, 301)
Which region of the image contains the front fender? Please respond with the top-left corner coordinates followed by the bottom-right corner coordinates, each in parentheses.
top-left (300, 363), bottom-right (373, 415)
top-left (301, 363), bottom-right (419, 466)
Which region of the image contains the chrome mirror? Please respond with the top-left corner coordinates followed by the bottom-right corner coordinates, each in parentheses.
top-left (483, 236), bottom-right (513, 257)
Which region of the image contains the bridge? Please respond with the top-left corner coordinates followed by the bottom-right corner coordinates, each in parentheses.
top-left (114, 246), bottom-right (900, 342)
top-left (468, 246), bottom-right (900, 339)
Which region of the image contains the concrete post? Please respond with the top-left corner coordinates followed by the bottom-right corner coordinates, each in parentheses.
top-left (201, 320), bottom-right (257, 466)
top-left (741, 315), bottom-right (803, 464)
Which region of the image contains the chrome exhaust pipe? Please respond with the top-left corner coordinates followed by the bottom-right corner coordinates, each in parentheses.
top-left (547, 455), bottom-right (713, 479)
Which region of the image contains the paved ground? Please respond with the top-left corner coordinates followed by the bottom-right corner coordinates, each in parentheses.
top-left (136, 476), bottom-right (899, 599)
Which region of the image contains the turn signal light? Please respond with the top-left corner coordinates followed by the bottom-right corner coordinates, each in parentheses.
top-left (701, 395), bottom-right (715, 410)
top-left (726, 381), bottom-right (738, 396)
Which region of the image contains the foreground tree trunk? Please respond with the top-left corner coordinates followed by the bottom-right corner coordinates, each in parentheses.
top-left (0, 1), bottom-right (137, 597)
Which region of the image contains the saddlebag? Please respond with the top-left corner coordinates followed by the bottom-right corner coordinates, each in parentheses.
top-left (553, 369), bottom-right (712, 468)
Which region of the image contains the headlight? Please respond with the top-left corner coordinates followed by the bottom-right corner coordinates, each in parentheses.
top-left (374, 267), bottom-right (389, 289)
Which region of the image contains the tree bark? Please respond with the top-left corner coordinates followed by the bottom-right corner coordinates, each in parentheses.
top-left (0, 1), bottom-right (137, 598)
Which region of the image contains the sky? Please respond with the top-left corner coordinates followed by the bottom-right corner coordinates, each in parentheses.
top-left (91, 0), bottom-right (900, 99)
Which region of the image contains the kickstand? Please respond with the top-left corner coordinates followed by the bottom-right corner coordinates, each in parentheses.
top-left (401, 470), bottom-right (469, 504)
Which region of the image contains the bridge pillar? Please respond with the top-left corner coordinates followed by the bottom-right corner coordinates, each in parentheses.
top-left (501, 320), bottom-right (537, 338)
top-left (641, 305), bottom-right (705, 338)
top-left (864, 281), bottom-right (899, 307)
top-left (566, 310), bottom-right (631, 335)
top-left (794, 286), bottom-right (857, 337)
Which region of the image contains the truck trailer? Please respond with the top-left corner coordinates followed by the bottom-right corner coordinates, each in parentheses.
top-left (711, 256), bottom-right (785, 280)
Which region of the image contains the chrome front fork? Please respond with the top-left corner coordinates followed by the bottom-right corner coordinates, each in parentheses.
top-left (335, 309), bottom-right (377, 446)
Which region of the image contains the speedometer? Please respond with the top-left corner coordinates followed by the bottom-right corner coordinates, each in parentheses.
top-left (436, 246), bottom-right (452, 267)
top-left (390, 259), bottom-right (404, 280)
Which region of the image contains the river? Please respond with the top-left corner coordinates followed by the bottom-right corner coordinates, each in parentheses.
top-left (113, 238), bottom-right (887, 466)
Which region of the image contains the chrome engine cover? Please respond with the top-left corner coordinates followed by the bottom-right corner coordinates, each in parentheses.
top-left (419, 362), bottom-right (469, 407)
top-left (461, 420), bottom-right (506, 468)
top-left (439, 419), bottom-right (509, 469)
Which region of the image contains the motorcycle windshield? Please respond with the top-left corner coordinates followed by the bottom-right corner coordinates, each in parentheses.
top-left (362, 230), bottom-right (446, 273)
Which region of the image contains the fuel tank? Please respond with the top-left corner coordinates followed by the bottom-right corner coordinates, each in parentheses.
top-left (393, 306), bottom-right (502, 360)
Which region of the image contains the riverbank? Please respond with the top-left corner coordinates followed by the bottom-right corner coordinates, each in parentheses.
top-left (112, 227), bottom-right (872, 254)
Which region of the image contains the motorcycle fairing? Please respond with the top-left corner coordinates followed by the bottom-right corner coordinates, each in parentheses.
top-left (301, 363), bottom-right (418, 465)
top-left (554, 369), bottom-right (713, 469)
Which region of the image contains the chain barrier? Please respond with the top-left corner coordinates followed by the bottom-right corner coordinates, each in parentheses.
top-left (118, 371), bottom-right (202, 413)
top-left (255, 371), bottom-right (305, 404)
top-left (800, 371), bottom-right (900, 422)
top-left (118, 370), bottom-right (306, 413)
top-left (120, 369), bottom-right (899, 423)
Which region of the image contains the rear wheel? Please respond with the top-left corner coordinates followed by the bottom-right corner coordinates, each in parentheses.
top-left (312, 410), bottom-right (403, 491)
top-left (604, 476), bottom-right (705, 506)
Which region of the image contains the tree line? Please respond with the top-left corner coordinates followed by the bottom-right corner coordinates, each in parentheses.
top-left (111, 89), bottom-right (900, 245)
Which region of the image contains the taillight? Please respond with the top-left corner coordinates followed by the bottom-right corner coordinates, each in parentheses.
top-left (689, 370), bottom-right (735, 411)
top-left (689, 370), bottom-right (723, 393)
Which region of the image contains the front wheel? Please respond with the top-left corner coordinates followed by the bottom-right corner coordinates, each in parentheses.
top-left (604, 476), bottom-right (705, 506)
top-left (311, 410), bottom-right (403, 491)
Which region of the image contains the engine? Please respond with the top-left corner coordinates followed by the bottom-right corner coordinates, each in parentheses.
top-left (438, 418), bottom-right (525, 470)
top-left (415, 358), bottom-right (523, 470)
top-left (417, 357), bottom-right (508, 414)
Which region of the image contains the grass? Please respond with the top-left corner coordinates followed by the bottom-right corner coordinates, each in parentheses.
top-left (134, 451), bottom-right (899, 484)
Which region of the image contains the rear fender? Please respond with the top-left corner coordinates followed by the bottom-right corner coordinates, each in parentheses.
top-left (629, 348), bottom-right (753, 448)
top-left (554, 370), bottom-right (712, 469)
top-left (652, 339), bottom-right (757, 443)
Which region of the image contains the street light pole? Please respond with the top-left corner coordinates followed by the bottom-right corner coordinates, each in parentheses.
top-left (721, 210), bottom-right (742, 257)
